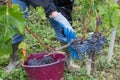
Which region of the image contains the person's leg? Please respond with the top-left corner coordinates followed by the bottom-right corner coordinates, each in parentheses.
top-left (5, 0), bottom-right (29, 72)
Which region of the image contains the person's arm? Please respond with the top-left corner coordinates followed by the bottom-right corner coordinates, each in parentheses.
top-left (24, 0), bottom-right (57, 17)
top-left (25, 0), bottom-right (79, 59)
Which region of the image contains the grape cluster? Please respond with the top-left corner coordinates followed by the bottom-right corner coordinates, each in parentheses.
top-left (86, 32), bottom-right (107, 58)
top-left (71, 40), bottom-right (88, 60)
top-left (97, 18), bottom-right (102, 25)
top-left (28, 56), bottom-right (55, 66)
top-left (71, 32), bottom-right (107, 60)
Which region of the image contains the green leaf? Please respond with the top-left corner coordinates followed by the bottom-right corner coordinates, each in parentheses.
top-left (97, 5), bottom-right (106, 15)
top-left (0, 78), bottom-right (3, 80)
top-left (36, 7), bottom-right (46, 20)
top-left (0, 40), bottom-right (12, 55)
top-left (111, 9), bottom-right (120, 27)
top-left (8, 5), bottom-right (27, 34)
top-left (0, 4), bottom-right (26, 55)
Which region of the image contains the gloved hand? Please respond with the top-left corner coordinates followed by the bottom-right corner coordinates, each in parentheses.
top-left (49, 13), bottom-right (79, 59)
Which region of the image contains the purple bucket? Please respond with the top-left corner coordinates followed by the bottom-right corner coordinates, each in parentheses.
top-left (23, 52), bottom-right (66, 80)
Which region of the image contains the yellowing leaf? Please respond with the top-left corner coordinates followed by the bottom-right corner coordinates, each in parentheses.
top-left (21, 48), bottom-right (27, 57)
top-left (18, 42), bottom-right (26, 49)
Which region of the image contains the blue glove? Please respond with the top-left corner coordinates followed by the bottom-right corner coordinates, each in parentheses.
top-left (49, 13), bottom-right (79, 59)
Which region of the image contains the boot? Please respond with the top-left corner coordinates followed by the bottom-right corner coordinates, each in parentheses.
top-left (60, 42), bottom-right (80, 72)
top-left (4, 42), bottom-right (21, 72)
top-left (66, 59), bottom-right (80, 72)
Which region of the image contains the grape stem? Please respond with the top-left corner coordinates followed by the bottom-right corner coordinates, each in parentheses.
top-left (82, 9), bottom-right (91, 39)
top-left (44, 39), bottom-right (81, 57)
top-left (55, 40), bottom-right (74, 51)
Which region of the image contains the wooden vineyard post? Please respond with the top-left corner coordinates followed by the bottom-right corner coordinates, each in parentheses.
top-left (86, 58), bottom-right (92, 75)
top-left (107, 28), bottom-right (117, 63)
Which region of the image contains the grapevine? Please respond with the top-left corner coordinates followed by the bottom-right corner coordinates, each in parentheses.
top-left (70, 0), bottom-right (109, 61)
top-left (70, 32), bottom-right (107, 60)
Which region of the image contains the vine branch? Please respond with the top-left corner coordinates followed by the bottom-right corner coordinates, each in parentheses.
top-left (95, 9), bottom-right (99, 33)
top-left (26, 26), bottom-right (55, 51)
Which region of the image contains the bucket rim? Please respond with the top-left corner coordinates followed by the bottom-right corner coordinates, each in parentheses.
top-left (23, 52), bottom-right (66, 68)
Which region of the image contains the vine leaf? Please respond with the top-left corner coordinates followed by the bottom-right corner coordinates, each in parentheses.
top-left (8, 4), bottom-right (26, 34)
top-left (0, 4), bottom-right (26, 55)
top-left (97, 5), bottom-right (106, 15)
top-left (18, 42), bottom-right (26, 49)
top-left (111, 9), bottom-right (120, 27)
